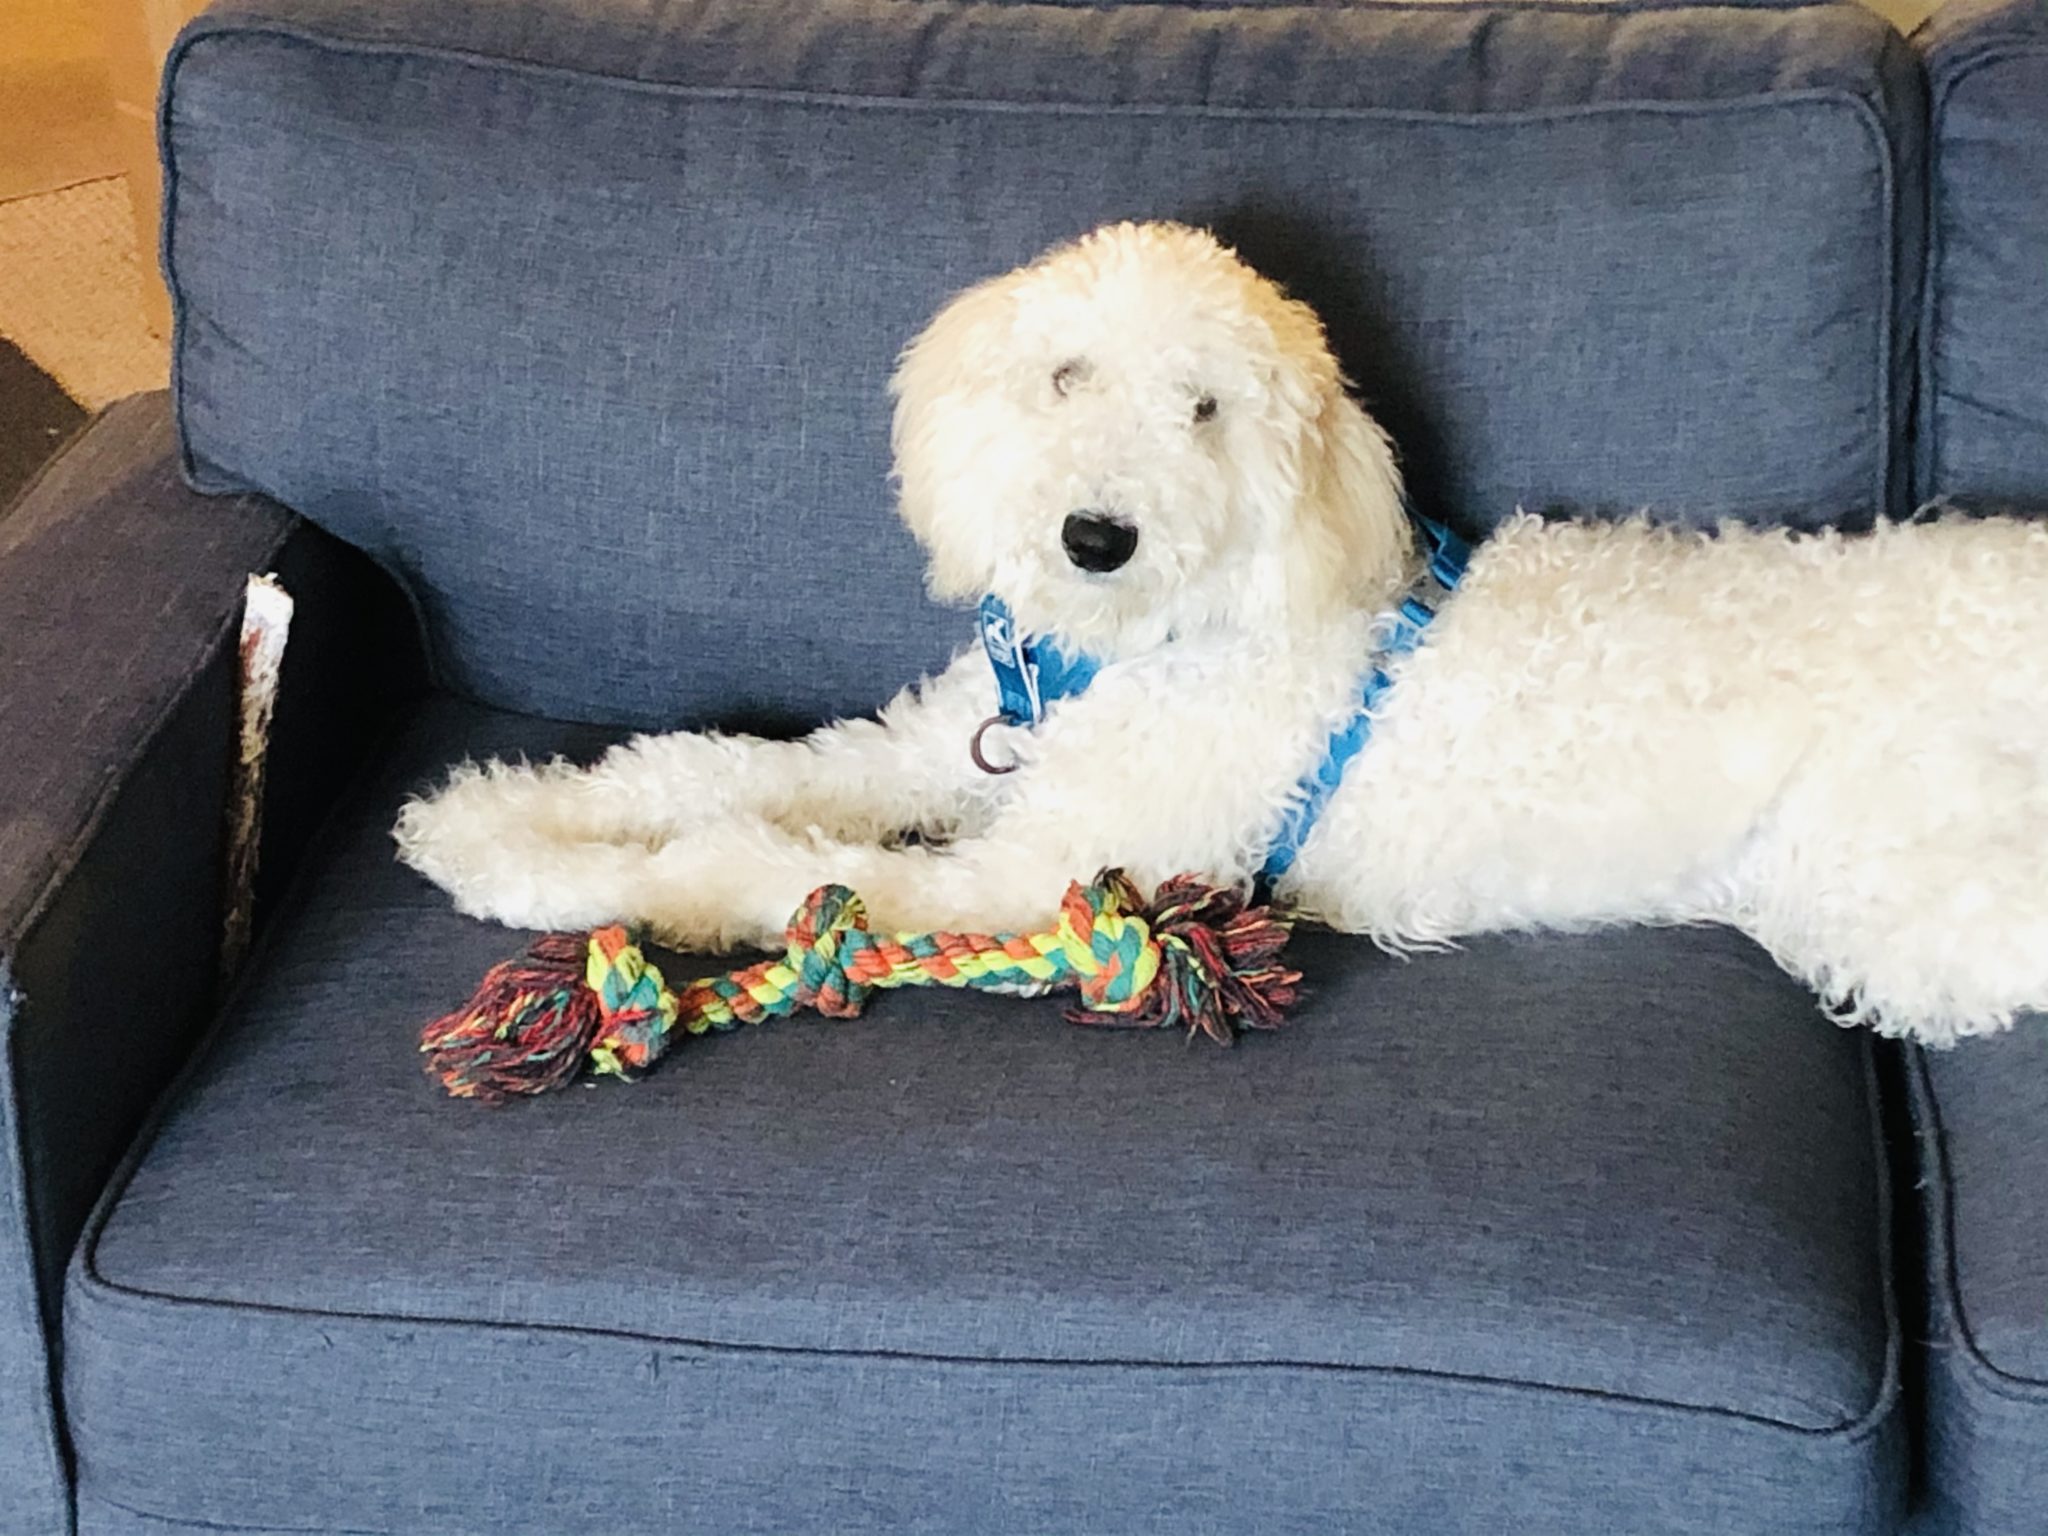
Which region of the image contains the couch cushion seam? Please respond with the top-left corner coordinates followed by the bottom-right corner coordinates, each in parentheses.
top-left (168, 16), bottom-right (1902, 121)
top-left (82, 1485), bottom-right (388, 1535)
top-left (1854, 1030), bottom-right (1906, 1446)
top-left (1908, 1045), bottom-right (2048, 1403)
top-left (70, 1240), bottom-right (1894, 1443)
top-left (1917, 43), bottom-right (2048, 500)
top-left (0, 974), bottom-right (78, 1536)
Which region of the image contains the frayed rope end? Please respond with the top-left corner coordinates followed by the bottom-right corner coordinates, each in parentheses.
top-left (419, 925), bottom-right (672, 1102)
top-left (419, 932), bottom-right (604, 1102)
top-left (1063, 870), bottom-right (1300, 1044)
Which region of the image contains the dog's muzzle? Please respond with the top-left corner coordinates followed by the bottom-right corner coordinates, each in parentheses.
top-left (1061, 511), bottom-right (1138, 573)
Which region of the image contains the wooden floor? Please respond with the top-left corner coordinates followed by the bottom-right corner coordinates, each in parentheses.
top-left (0, 0), bottom-right (124, 203)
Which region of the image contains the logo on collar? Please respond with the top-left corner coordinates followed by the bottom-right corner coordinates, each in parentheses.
top-left (972, 595), bottom-right (1101, 773)
top-left (971, 517), bottom-right (1472, 879)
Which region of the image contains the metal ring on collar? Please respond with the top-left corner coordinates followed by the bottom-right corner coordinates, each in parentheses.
top-left (970, 714), bottom-right (1020, 775)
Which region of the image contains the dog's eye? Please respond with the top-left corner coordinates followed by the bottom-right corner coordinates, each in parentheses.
top-left (1192, 394), bottom-right (1219, 424)
top-left (1052, 360), bottom-right (1087, 397)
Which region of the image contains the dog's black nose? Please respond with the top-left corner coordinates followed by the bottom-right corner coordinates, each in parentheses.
top-left (1061, 511), bottom-right (1139, 573)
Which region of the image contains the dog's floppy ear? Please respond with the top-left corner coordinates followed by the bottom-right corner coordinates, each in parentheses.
top-left (889, 274), bottom-right (1018, 603)
top-left (1299, 389), bottom-right (1414, 609)
top-left (1230, 287), bottom-right (1414, 622)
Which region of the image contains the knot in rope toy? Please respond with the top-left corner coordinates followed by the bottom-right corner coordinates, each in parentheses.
top-left (421, 871), bottom-right (1300, 1101)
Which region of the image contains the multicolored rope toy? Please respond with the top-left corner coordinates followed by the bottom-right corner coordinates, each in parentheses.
top-left (421, 870), bottom-right (1300, 1101)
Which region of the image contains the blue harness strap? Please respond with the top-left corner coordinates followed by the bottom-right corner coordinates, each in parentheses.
top-left (1259, 516), bottom-right (1470, 884)
top-left (977, 515), bottom-right (1470, 881)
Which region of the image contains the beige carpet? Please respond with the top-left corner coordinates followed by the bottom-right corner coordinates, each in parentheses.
top-left (0, 175), bottom-right (168, 411)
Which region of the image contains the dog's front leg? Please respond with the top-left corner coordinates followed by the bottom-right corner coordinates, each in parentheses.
top-left (590, 647), bottom-right (997, 845)
top-left (394, 649), bottom-right (997, 926)
top-left (626, 679), bottom-right (1287, 949)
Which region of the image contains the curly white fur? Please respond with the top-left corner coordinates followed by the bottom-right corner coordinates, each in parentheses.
top-left (396, 221), bottom-right (2048, 1046)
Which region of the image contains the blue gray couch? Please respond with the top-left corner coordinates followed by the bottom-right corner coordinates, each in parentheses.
top-left (2, 0), bottom-right (2044, 1530)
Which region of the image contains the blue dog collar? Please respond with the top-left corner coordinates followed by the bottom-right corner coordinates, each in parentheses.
top-left (977, 594), bottom-right (1100, 731)
top-left (974, 515), bottom-right (1471, 873)
top-left (972, 594), bottom-right (1099, 772)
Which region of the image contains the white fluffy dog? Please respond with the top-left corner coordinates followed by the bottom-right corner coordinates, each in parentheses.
top-left (397, 221), bottom-right (2048, 1045)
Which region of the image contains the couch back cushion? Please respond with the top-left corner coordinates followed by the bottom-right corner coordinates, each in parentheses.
top-left (1915, 0), bottom-right (2048, 514)
top-left (165, 0), bottom-right (1923, 729)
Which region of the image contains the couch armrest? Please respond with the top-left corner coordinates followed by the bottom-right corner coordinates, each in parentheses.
top-left (0, 392), bottom-right (419, 1532)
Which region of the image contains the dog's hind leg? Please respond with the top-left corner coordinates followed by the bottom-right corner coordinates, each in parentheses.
top-left (1732, 737), bottom-right (2048, 1044)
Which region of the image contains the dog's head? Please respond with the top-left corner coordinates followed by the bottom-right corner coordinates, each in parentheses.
top-left (891, 221), bottom-right (1412, 655)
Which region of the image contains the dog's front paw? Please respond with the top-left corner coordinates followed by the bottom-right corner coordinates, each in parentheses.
top-left (394, 762), bottom-right (529, 886)
top-left (395, 763), bottom-right (650, 931)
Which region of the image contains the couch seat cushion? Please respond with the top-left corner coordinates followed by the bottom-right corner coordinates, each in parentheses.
top-left (1908, 1036), bottom-right (2048, 1536)
top-left (65, 696), bottom-right (1903, 1534)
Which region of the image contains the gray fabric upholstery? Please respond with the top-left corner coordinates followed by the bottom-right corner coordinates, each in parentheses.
top-left (1908, 1038), bottom-right (2048, 1536)
top-left (1904, 7), bottom-right (2048, 1530)
top-left (0, 395), bottom-right (420, 1536)
top-left (163, 0), bottom-right (1922, 728)
top-left (0, 396), bottom-right (292, 1536)
top-left (1912, 0), bottom-right (2048, 514)
top-left (65, 694), bottom-right (1903, 1533)
top-left (0, 397), bottom-right (287, 946)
